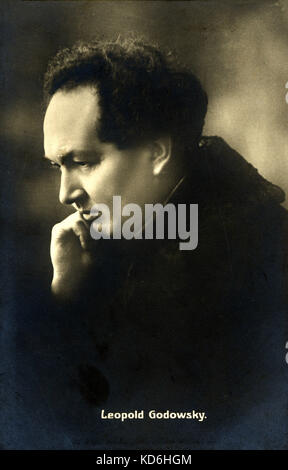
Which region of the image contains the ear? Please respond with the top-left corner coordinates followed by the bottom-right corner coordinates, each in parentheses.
top-left (151, 136), bottom-right (172, 176)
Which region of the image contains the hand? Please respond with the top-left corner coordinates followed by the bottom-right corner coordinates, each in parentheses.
top-left (50, 211), bottom-right (96, 299)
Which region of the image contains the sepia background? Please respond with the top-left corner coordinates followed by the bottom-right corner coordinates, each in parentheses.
top-left (1, 0), bottom-right (288, 450)
top-left (2, 0), bottom-right (288, 285)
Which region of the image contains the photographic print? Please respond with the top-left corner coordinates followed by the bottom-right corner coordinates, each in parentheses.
top-left (1, 0), bottom-right (288, 450)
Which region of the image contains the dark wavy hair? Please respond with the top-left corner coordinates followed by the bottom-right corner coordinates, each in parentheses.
top-left (44, 37), bottom-right (208, 152)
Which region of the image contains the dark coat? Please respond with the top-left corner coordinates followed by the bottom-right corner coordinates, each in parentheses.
top-left (3, 137), bottom-right (288, 449)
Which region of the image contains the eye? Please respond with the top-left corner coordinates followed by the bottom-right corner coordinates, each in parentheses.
top-left (73, 161), bottom-right (97, 170)
top-left (49, 161), bottom-right (61, 170)
top-left (74, 161), bottom-right (88, 167)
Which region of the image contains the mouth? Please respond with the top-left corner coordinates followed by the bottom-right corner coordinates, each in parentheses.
top-left (79, 210), bottom-right (102, 223)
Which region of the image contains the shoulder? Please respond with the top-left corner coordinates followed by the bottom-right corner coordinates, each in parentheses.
top-left (196, 135), bottom-right (286, 206)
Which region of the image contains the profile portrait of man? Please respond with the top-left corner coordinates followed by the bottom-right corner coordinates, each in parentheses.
top-left (16, 36), bottom-right (288, 449)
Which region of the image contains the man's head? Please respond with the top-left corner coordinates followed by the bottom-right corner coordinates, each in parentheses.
top-left (43, 38), bottom-right (207, 221)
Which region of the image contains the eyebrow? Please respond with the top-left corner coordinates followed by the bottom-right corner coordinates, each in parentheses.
top-left (43, 150), bottom-right (100, 164)
top-left (43, 151), bottom-right (73, 165)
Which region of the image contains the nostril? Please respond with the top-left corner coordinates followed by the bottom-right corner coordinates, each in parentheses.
top-left (59, 185), bottom-right (86, 206)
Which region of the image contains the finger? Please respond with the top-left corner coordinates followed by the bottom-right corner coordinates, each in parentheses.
top-left (73, 220), bottom-right (91, 250)
top-left (52, 212), bottom-right (92, 249)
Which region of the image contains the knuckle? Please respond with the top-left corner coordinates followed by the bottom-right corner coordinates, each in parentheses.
top-left (51, 223), bottom-right (61, 235)
top-left (51, 220), bottom-right (69, 238)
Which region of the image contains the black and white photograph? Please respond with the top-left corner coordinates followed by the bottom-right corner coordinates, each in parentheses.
top-left (1, 0), bottom-right (288, 451)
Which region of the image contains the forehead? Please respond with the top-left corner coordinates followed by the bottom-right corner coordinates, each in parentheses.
top-left (43, 86), bottom-right (100, 156)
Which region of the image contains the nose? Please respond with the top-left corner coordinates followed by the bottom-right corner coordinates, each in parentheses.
top-left (59, 168), bottom-right (85, 206)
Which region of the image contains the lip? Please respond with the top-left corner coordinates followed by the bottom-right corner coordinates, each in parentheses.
top-left (79, 210), bottom-right (101, 222)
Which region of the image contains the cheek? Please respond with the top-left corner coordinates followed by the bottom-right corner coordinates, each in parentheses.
top-left (83, 160), bottom-right (127, 202)
top-left (124, 164), bottom-right (153, 199)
